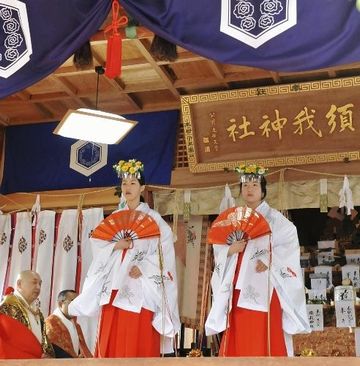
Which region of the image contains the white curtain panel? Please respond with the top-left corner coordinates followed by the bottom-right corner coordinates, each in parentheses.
top-left (8, 212), bottom-right (32, 287)
top-left (79, 208), bottom-right (104, 288)
top-left (0, 214), bottom-right (12, 295)
top-left (33, 210), bottom-right (56, 316)
top-left (50, 209), bottom-right (78, 312)
top-left (77, 207), bottom-right (104, 353)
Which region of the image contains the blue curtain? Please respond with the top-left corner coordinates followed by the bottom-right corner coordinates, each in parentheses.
top-left (1, 110), bottom-right (179, 193)
top-left (121, 0), bottom-right (360, 72)
top-left (0, 1), bottom-right (111, 98)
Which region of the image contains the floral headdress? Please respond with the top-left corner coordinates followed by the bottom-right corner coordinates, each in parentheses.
top-left (113, 159), bottom-right (144, 179)
top-left (234, 164), bottom-right (268, 182)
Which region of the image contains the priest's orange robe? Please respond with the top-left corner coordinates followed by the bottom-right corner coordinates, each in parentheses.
top-left (0, 313), bottom-right (42, 359)
top-left (45, 314), bottom-right (93, 358)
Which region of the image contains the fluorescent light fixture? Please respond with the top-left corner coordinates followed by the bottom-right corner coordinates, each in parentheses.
top-left (53, 108), bottom-right (138, 144)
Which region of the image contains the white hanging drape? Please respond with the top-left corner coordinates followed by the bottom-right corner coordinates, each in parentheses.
top-left (8, 212), bottom-right (32, 287)
top-left (50, 209), bottom-right (78, 312)
top-left (0, 215), bottom-right (11, 294)
top-left (77, 207), bottom-right (104, 353)
top-left (33, 210), bottom-right (56, 316)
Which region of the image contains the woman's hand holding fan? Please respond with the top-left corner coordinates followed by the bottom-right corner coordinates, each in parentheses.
top-left (207, 206), bottom-right (271, 245)
top-left (227, 239), bottom-right (248, 256)
top-left (113, 238), bottom-right (134, 251)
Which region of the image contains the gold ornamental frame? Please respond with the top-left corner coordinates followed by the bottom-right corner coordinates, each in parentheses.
top-left (181, 76), bottom-right (360, 173)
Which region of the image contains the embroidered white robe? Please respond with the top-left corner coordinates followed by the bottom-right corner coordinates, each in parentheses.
top-left (69, 202), bottom-right (180, 353)
top-left (205, 201), bottom-right (310, 355)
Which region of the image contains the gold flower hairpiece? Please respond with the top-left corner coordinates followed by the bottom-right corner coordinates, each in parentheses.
top-left (234, 164), bottom-right (267, 175)
top-left (113, 159), bottom-right (144, 179)
top-left (235, 164), bottom-right (268, 182)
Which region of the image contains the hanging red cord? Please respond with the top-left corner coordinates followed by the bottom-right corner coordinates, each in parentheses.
top-left (104, 0), bottom-right (128, 79)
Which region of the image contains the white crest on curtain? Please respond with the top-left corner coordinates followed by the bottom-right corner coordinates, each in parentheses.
top-left (339, 175), bottom-right (354, 216)
top-left (220, 0), bottom-right (297, 48)
top-left (69, 141), bottom-right (108, 177)
top-left (219, 184), bottom-right (235, 213)
top-left (0, 0), bottom-right (33, 78)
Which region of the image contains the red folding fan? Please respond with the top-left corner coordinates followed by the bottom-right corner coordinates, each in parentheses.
top-left (207, 206), bottom-right (271, 245)
top-left (92, 210), bottom-right (160, 242)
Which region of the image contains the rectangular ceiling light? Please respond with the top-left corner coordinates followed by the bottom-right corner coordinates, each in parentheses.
top-left (53, 108), bottom-right (138, 144)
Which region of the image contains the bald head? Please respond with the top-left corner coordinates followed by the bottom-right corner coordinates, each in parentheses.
top-left (16, 270), bottom-right (42, 304)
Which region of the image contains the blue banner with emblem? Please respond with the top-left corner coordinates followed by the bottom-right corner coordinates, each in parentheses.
top-left (0, 110), bottom-right (179, 193)
top-left (0, 0), bottom-right (110, 97)
top-left (121, 0), bottom-right (360, 71)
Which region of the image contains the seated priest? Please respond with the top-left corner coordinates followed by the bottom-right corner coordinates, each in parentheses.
top-left (0, 270), bottom-right (54, 359)
top-left (45, 290), bottom-right (92, 358)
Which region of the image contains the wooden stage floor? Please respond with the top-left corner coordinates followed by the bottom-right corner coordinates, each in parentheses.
top-left (0, 358), bottom-right (358, 365)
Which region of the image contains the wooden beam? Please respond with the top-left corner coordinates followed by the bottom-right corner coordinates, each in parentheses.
top-left (79, 49), bottom-right (142, 111)
top-left (327, 69), bottom-right (337, 78)
top-left (0, 112), bottom-right (10, 126)
top-left (270, 71), bottom-right (281, 84)
top-left (16, 90), bottom-right (31, 101)
top-left (50, 75), bottom-right (91, 108)
top-left (8, 102), bottom-right (180, 125)
top-left (174, 76), bottom-right (229, 89)
top-left (0, 186), bottom-right (119, 213)
top-left (207, 61), bottom-right (229, 88)
top-left (171, 167), bottom-right (237, 188)
top-left (0, 354), bottom-right (359, 365)
top-left (33, 103), bottom-right (54, 119)
top-left (53, 51), bottom-right (205, 77)
top-left (133, 39), bottom-right (180, 98)
top-left (102, 77), bottom-right (142, 111)
top-left (208, 61), bottom-right (224, 79)
top-left (123, 83), bottom-right (169, 93)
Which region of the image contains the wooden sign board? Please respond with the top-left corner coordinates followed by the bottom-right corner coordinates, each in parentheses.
top-left (181, 77), bottom-right (360, 173)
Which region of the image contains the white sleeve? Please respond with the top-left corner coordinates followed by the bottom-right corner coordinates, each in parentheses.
top-left (69, 238), bottom-right (117, 317)
top-left (140, 217), bottom-right (180, 338)
top-left (205, 244), bottom-right (237, 335)
top-left (270, 214), bottom-right (310, 334)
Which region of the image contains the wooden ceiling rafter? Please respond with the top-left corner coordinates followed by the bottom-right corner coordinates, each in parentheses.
top-left (32, 102), bottom-right (55, 119)
top-left (207, 60), bottom-right (229, 89)
top-left (91, 49), bottom-right (143, 111)
top-left (133, 38), bottom-right (180, 98)
top-left (49, 75), bottom-right (90, 109)
top-left (270, 71), bottom-right (281, 84)
top-left (16, 90), bottom-right (31, 101)
top-left (0, 113), bottom-right (10, 126)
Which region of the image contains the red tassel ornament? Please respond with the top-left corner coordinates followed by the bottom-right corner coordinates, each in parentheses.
top-left (104, 0), bottom-right (128, 79)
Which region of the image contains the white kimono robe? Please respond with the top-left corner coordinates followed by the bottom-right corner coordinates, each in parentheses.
top-left (69, 202), bottom-right (180, 353)
top-left (205, 201), bottom-right (310, 355)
